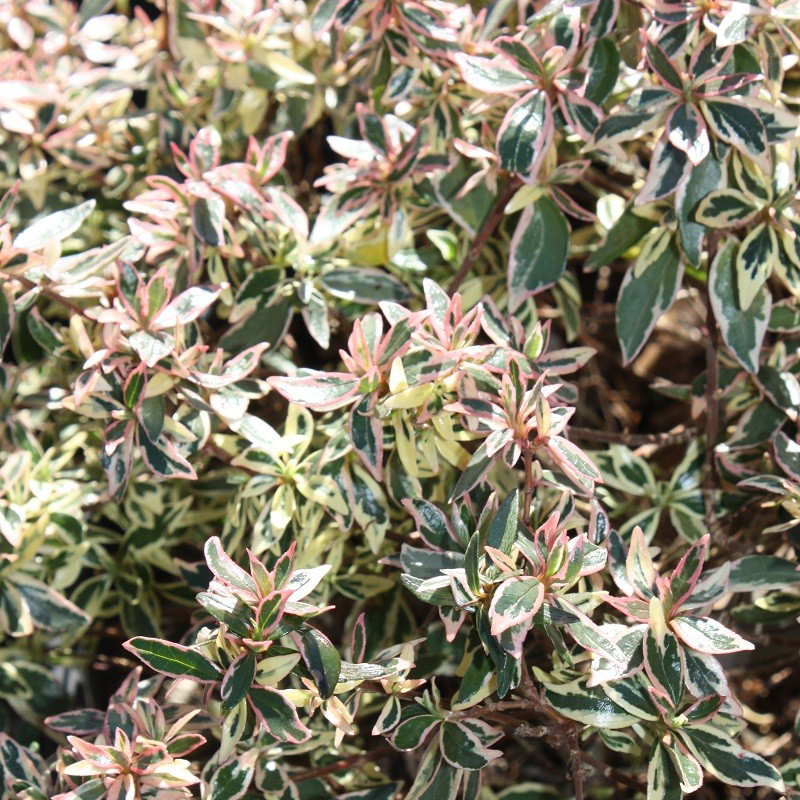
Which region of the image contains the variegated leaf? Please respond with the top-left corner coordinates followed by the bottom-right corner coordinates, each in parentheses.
top-left (637, 138), bottom-right (690, 205)
top-left (709, 238), bottom-right (770, 373)
top-left (667, 103), bottom-right (710, 165)
top-left (695, 189), bottom-right (759, 229)
top-left (497, 89), bottom-right (553, 181)
top-left (508, 195), bottom-right (569, 309)
top-left (544, 678), bottom-right (640, 729)
top-left (248, 687), bottom-right (311, 743)
top-left (702, 99), bottom-right (769, 170)
top-left (439, 719), bottom-right (502, 770)
top-left (679, 725), bottom-right (784, 791)
top-left (735, 223), bottom-right (777, 311)
top-left (644, 598), bottom-right (684, 706)
top-left (489, 576), bottom-right (544, 636)
top-left (616, 232), bottom-right (683, 363)
top-left (670, 616), bottom-right (754, 654)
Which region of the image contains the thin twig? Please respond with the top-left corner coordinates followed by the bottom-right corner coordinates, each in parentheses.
top-left (456, 692), bottom-right (647, 798)
top-left (292, 746), bottom-right (393, 783)
top-left (703, 237), bottom-right (720, 531)
top-left (204, 440), bottom-right (255, 473)
top-left (447, 178), bottom-right (521, 294)
top-left (13, 274), bottom-right (92, 320)
top-left (580, 751), bottom-right (647, 793)
top-left (522, 448), bottom-right (534, 525)
top-left (515, 722), bottom-right (570, 738)
top-left (568, 731), bottom-right (585, 800)
top-left (569, 425), bottom-right (695, 448)
top-left (709, 496), bottom-right (764, 537)
top-left (585, 167), bottom-right (634, 200)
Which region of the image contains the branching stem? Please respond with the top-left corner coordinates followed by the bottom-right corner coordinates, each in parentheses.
top-left (292, 746), bottom-right (393, 783)
top-left (568, 731), bottom-right (585, 800)
top-left (11, 274), bottom-right (92, 320)
top-left (569, 425), bottom-right (695, 448)
top-left (522, 447), bottom-right (534, 526)
top-left (704, 236), bottom-right (720, 531)
top-left (447, 178), bottom-right (521, 294)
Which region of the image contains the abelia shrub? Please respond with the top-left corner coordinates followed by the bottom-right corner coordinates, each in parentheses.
top-left (1, 0), bottom-right (800, 799)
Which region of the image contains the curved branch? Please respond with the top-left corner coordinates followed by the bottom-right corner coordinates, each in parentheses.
top-left (447, 178), bottom-right (521, 295)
